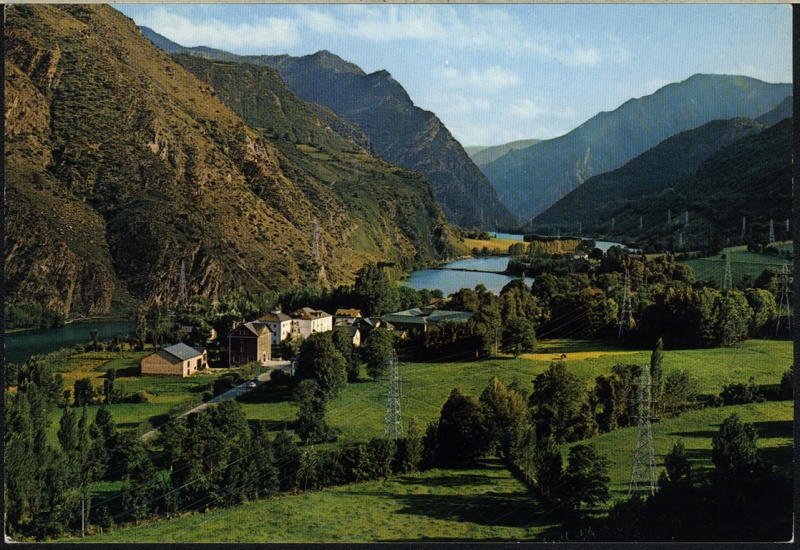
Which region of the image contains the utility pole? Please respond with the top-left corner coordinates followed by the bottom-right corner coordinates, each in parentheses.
top-left (629, 363), bottom-right (657, 496)
top-left (618, 268), bottom-right (633, 338)
top-left (383, 349), bottom-right (403, 441)
top-left (178, 259), bottom-right (188, 307)
top-left (723, 252), bottom-right (733, 291)
top-left (776, 261), bottom-right (792, 333)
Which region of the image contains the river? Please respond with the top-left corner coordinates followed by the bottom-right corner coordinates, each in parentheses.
top-left (5, 319), bottom-right (135, 366)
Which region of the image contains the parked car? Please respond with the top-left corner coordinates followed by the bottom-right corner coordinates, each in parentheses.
top-left (246, 380), bottom-right (257, 388)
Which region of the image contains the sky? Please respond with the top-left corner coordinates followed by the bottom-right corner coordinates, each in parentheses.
top-left (115, 4), bottom-right (792, 147)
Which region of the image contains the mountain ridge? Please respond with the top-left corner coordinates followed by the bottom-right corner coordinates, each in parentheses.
top-left (481, 73), bottom-right (792, 222)
top-left (139, 26), bottom-right (518, 230)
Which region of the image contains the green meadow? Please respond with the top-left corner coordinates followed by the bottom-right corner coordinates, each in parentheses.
top-left (73, 399), bottom-right (791, 543)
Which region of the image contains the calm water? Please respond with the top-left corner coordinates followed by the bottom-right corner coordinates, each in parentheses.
top-left (5, 320), bottom-right (135, 365)
top-left (404, 257), bottom-right (517, 296)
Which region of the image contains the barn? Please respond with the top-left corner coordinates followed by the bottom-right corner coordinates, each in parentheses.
top-left (140, 342), bottom-right (208, 377)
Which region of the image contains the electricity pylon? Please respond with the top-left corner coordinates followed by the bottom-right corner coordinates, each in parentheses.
top-left (722, 253), bottom-right (733, 291)
top-left (769, 219), bottom-right (775, 243)
top-left (178, 260), bottom-right (188, 306)
top-left (618, 269), bottom-right (633, 338)
top-left (383, 349), bottom-right (403, 440)
top-left (629, 363), bottom-right (657, 496)
top-left (741, 216), bottom-right (746, 240)
top-left (776, 261), bottom-right (792, 333)
top-left (667, 209), bottom-right (672, 224)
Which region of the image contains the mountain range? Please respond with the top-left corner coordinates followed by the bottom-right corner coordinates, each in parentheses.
top-left (465, 140), bottom-right (542, 168)
top-left (480, 74), bottom-right (792, 222)
top-left (140, 27), bottom-right (518, 230)
top-left (5, 5), bottom-right (455, 317)
top-left (534, 116), bottom-right (793, 249)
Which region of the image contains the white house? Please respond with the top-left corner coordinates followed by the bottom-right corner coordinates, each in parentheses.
top-left (259, 309), bottom-right (293, 346)
top-left (290, 307), bottom-right (333, 339)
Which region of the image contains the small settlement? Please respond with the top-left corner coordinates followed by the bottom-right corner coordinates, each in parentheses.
top-left (140, 301), bottom-right (473, 377)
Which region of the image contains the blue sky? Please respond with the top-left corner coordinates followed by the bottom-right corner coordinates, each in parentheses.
top-left (115, 4), bottom-right (792, 147)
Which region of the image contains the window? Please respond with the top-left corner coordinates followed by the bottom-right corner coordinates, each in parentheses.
top-left (233, 355), bottom-right (240, 364)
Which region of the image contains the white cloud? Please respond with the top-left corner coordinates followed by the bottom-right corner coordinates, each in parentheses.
top-left (295, 6), bottom-right (339, 35)
top-left (136, 7), bottom-right (299, 52)
top-left (440, 66), bottom-right (521, 91)
top-left (508, 99), bottom-right (575, 120)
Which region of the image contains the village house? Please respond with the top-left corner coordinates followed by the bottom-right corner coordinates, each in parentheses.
top-left (259, 309), bottom-right (293, 346)
top-left (228, 320), bottom-right (272, 367)
top-left (290, 307), bottom-right (333, 339)
top-left (140, 342), bottom-right (208, 377)
top-left (334, 308), bottom-right (363, 324)
top-left (334, 324), bottom-right (362, 347)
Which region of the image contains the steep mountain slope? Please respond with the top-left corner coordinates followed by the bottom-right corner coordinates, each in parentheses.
top-left (756, 95), bottom-right (793, 126)
top-left (572, 118), bottom-right (793, 249)
top-left (481, 74), bottom-right (792, 222)
top-left (531, 117), bottom-right (768, 233)
top-left (5, 5), bottom-right (454, 317)
top-left (140, 27), bottom-right (518, 230)
top-left (467, 139), bottom-right (541, 168)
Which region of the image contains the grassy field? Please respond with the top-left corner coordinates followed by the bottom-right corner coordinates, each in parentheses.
top-left (681, 245), bottom-right (789, 288)
top-left (73, 398), bottom-right (791, 544)
top-left (45, 351), bottom-right (225, 441)
top-left (463, 237), bottom-right (518, 255)
top-left (237, 338), bottom-right (792, 452)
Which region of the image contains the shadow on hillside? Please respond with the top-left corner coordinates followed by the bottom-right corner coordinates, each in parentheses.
top-left (236, 384), bottom-right (293, 404)
top-left (751, 419), bottom-right (792, 440)
top-left (390, 491), bottom-right (535, 528)
top-left (667, 429), bottom-right (719, 439)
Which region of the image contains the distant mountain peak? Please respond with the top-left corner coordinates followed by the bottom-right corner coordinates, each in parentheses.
top-left (303, 50), bottom-right (364, 75)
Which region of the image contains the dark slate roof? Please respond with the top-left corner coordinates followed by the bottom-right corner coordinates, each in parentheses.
top-left (163, 342), bottom-right (204, 362)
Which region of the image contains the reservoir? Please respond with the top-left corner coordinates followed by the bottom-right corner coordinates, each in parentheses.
top-left (5, 319), bottom-right (135, 366)
top-left (404, 256), bottom-right (517, 296)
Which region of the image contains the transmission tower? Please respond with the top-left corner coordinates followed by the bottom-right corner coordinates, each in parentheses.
top-left (776, 261), bottom-right (792, 333)
top-left (678, 232), bottom-right (683, 249)
top-left (178, 260), bottom-right (188, 306)
top-left (741, 216), bottom-right (747, 240)
top-left (618, 269), bottom-right (633, 338)
top-left (769, 219), bottom-right (775, 243)
top-left (684, 211), bottom-right (689, 227)
top-left (722, 253), bottom-right (733, 291)
top-left (383, 349), bottom-right (403, 440)
top-left (786, 219), bottom-right (790, 233)
top-left (667, 209), bottom-right (672, 224)
top-left (578, 221), bottom-right (582, 234)
top-left (611, 217), bottom-right (616, 230)
top-left (639, 216), bottom-right (643, 230)
top-left (629, 363), bottom-right (657, 496)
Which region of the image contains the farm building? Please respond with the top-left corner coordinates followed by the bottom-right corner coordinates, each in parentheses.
top-left (140, 343), bottom-right (208, 377)
top-left (228, 320), bottom-right (272, 367)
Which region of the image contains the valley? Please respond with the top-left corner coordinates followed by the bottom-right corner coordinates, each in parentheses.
top-left (4, 4), bottom-right (793, 545)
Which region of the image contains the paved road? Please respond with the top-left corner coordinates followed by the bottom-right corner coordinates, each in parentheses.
top-left (141, 363), bottom-right (290, 441)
